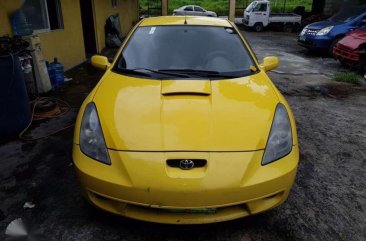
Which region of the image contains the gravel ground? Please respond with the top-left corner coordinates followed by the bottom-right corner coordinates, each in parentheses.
top-left (0, 30), bottom-right (365, 241)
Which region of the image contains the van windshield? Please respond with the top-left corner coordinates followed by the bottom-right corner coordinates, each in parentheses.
top-left (246, 2), bottom-right (257, 12)
top-left (114, 26), bottom-right (256, 79)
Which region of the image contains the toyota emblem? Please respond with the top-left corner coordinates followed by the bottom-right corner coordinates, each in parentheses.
top-left (179, 159), bottom-right (195, 170)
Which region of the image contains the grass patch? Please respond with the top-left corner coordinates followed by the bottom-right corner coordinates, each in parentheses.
top-left (333, 72), bottom-right (360, 85)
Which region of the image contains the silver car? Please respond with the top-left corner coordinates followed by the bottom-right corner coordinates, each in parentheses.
top-left (173, 5), bottom-right (217, 17)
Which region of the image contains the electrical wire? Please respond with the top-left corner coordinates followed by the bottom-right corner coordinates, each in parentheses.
top-left (19, 97), bottom-right (75, 141)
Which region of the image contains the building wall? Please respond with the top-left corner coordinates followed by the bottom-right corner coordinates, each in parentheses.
top-left (0, 0), bottom-right (22, 36)
top-left (93, 0), bottom-right (139, 53)
top-left (38, 0), bottom-right (86, 70)
top-left (0, 0), bottom-right (85, 70)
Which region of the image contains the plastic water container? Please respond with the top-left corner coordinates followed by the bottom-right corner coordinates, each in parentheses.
top-left (52, 58), bottom-right (64, 86)
top-left (0, 55), bottom-right (31, 135)
top-left (11, 10), bottom-right (33, 36)
top-left (46, 61), bottom-right (57, 88)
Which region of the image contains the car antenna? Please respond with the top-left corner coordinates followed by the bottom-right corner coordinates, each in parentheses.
top-left (184, 14), bottom-right (187, 25)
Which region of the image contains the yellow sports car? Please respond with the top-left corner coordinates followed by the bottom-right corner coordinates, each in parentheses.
top-left (73, 16), bottom-right (299, 224)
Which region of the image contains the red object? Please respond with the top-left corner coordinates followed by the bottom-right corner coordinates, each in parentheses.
top-left (333, 28), bottom-right (366, 64)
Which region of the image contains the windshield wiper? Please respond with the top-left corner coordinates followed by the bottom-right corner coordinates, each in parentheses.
top-left (120, 68), bottom-right (190, 78)
top-left (158, 69), bottom-right (251, 79)
top-left (117, 68), bottom-right (153, 77)
top-left (159, 69), bottom-right (220, 74)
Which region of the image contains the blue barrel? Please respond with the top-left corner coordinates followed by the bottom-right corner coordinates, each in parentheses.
top-left (52, 58), bottom-right (64, 86)
top-left (46, 61), bottom-right (57, 88)
top-left (0, 55), bottom-right (31, 135)
top-left (11, 10), bottom-right (33, 36)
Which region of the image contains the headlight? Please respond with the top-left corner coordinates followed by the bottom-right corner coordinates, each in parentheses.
top-left (80, 103), bottom-right (111, 165)
top-left (262, 104), bottom-right (293, 165)
top-left (317, 26), bottom-right (333, 36)
top-left (300, 26), bottom-right (308, 35)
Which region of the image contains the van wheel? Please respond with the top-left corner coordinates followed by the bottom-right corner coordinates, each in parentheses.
top-left (254, 23), bottom-right (263, 32)
top-left (283, 24), bottom-right (294, 33)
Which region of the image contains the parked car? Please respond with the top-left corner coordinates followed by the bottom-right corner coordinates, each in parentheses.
top-left (333, 26), bottom-right (366, 69)
top-left (173, 5), bottom-right (217, 17)
top-left (298, 6), bottom-right (366, 55)
top-left (74, 16), bottom-right (299, 224)
top-left (243, 0), bottom-right (302, 32)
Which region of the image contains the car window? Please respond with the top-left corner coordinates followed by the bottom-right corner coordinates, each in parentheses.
top-left (184, 6), bottom-right (193, 11)
top-left (194, 6), bottom-right (204, 12)
top-left (360, 15), bottom-right (366, 26)
top-left (330, 7), bottom-right (366, 22)
top-left (254, 3), bottom-right (267, 12)
top-left (246, 2), bottom-right (257, 12)
top-left (114, 26), bottom-right (256, 78)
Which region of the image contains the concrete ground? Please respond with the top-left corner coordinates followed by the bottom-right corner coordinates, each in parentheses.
top-left (0, 30), bottom-right (365, 241)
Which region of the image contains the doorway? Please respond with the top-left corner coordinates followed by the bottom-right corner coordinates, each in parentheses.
top-left (80, 0), bottom-right (97, 57)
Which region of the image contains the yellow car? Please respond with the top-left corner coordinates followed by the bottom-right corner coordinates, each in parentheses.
top-left (73, 16), bottom-right (299, 224)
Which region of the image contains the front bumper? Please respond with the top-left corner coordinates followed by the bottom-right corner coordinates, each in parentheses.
top-left (298, 34), bottom-right (332, 50)
top-left (333, 43), bottom-right (361, 63)
top-left (73, 145), bottom-right (299, 224)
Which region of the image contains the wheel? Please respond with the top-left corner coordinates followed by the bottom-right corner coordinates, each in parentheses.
top-left (283, 24), bottom-right (294, 33)
top-left (328, 37), bottom-right (342, 56)
top-left (253, 23), bottom-right (263, 32)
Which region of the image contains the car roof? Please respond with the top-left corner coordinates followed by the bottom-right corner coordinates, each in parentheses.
top-left (140, 16), bottom-right (232, 27)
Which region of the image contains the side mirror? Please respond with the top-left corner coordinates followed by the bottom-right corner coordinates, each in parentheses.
top-left (260, 56), bottom-right (279, 72)
top-left (91, 55), bottom-right (110, 70)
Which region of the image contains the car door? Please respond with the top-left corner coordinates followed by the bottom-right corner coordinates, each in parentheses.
top-left (252, 2), bottom-right (269, 26)
top-left (194, 6), bottom-right (205, 16)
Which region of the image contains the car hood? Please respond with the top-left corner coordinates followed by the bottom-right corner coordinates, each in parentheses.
top-left (338, 29), bottom-right (366, 50)
top-left (93, 71), bottom-right (279, 151)
top-left (307, 20), bottom-right (342, 30)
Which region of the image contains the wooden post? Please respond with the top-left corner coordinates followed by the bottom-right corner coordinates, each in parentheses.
top-left (229, 0), bottom-right (236, 22)
top-left (162, 0), bottom-right (168, 16)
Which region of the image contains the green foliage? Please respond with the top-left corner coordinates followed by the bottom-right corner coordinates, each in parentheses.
top-left (139, 0), bottom-right (313, 17)
top-left (333, 72), bottom-right (361, 85)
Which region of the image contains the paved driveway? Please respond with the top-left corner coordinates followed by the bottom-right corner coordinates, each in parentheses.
top-left (0, 31), bottom-right (365, 241)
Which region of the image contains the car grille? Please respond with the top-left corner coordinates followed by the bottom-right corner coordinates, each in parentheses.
top-left (167, 159), bottom-right (207, 168)
top-left (335, 44), bottom-right (352, 52)
top-left (305, 29), bottom-right (319, 35)
top-left (333, 44), bottom-right (360, 61)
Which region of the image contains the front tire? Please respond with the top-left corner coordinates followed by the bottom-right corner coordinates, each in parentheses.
top-left (254, 23), bottom-right (264, 32)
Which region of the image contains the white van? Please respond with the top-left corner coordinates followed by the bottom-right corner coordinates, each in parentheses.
top-left (243, 0), bottom-right (302, 32)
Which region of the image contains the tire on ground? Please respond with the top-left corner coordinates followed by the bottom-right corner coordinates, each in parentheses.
top-left (254, 23), bottom-right (264, 32)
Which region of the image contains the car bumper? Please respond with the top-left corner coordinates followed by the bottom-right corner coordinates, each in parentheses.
top-left (333, 44), bottom-right (361, 62)
top-left (73, 145), bottom-right (299, 224)
top-left (298, 34), bottom-right (332, 50)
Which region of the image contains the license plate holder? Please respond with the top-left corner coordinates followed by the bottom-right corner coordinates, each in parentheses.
top-left (165, 208), bottom-right (217, 214)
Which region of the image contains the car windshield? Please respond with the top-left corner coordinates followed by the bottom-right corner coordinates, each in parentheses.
top-left (114, 26), bottom-right (256, 79)
top-left (330, 8), bottom-right (365, 22)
